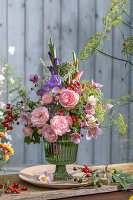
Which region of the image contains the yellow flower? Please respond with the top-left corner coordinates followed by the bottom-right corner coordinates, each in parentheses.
top-left (0, 143), bottom-right (14, 155)
top-left (4, 153), bottom-right (9, 161)
top-left (0, 132), bottom-right (5, 138)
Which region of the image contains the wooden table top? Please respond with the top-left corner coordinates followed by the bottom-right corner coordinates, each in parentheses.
top-left (0, 163), bottom-right (133, 200)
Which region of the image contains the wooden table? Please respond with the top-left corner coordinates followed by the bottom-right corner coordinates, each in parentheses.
top-left (0, 163), bottom-right (133, 200)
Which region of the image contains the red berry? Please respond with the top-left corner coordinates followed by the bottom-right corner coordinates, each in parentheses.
top-left (4, 190), bottom-right (9, 193)
top-left (7, 103), bottom-right (10, 106)
top-left (82, 168), bottom-right (89, 173)
top-left (20, 186), bottom-right (27, 190)
top-left (0, 184), bottom-right (3, 187)
top-left (84, 165), bottom-right (89, 169)
top-left (5, 116), bottom-right (9, 120)
top-left (6, 106), bottom-right (10, 109)
top-left (1, 121), bottom-right (6, 124)
top-left (5, 119), bottom-right (10, 123)
top-left (14, 118), bottom-right (18, 121)
top-left (7, 126), bottom-right (10, 130)
top-left (4, 124), bottom-right (8, 127)
top-left (76, 117), bottom-right (79, 121)
top-left (86, 174), bottom-right (91, 177)
top-left (8, 111), bottom-right (12, 116)
top-left (8, 186), bottom-right (13, 190)
top-left (72, 87), bottom-right (76, 91)
top-left (14, 189), bottom-right (20, 193)
top-left (13, 182), bottom-right (18, 188)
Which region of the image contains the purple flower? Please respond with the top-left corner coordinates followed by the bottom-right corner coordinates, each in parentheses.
top-left (40, 74), bottom-right (62, 96)
top-left (52, 87), bottom-right (65, 95)
top-left (54, 58), bottom-right (59, 67)
top-left (29, 74), bottom-right (40, 83)
top-left (47, 66), bottom-right (55, 75)
top-left (38, 171), bottom-right (53, 184)
top-left (20, 109), bottom-right (30, 126)
top-left (80, 119), bottom-right (88, 128)
top-left (86, 127), bottom-right (103, 140)
top-left (70, 133), bottom-right (82, 144)
top-left (48, 51), bottom-right (52, 60)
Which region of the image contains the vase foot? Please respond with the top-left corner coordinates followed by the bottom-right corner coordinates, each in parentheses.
top-left (53, 165), bottom-right (73, 181)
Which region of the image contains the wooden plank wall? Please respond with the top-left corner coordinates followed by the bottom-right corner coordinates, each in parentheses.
top-left (0, 0), bottom-right (132, 165)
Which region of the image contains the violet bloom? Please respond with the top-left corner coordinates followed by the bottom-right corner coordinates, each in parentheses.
top-left (52, 87), bottom-right (65, 95)
top-left (86, 127), bottom-right (103, 140)
top-left (48, 51), bottom-right (52, 60)
top-left (40, 74), bottom-right (62, 96)
top-left (29, 74), bottom-right (40, 83)
top-left (54, 58), bottom-right (59, 67)
top-left (38, 171), bottom-right (53, 184)
top-left (92, 79), bottom-right (103, 89)
top-left (47, 66), bottom-right (55, 75)
top-left (20, 109), bottom-right (30, 126)
top-left (70, 133), bottom-right (82, 144)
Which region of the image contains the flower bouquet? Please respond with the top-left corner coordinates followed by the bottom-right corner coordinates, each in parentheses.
top-left (1, 38), bottom-right (127, 181)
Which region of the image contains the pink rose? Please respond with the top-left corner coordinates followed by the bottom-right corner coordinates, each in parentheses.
top-left (59, 89), bottom-right (79, 109)
top-left (42, 92), bottom-right (53, 104)
top-left (31, 107), bottom-right (49, 127)
top-left (50, 115), bottom-right (70, 136)
top-left (65, 115), bottom-right (73, 126)
top-left (38, 124), bottom-right (58, 142)
top-left (22, 127), bottom-right (33, 138)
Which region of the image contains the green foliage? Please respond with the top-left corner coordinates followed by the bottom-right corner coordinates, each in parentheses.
top-left (59, 62), bottom-right (75, 78)
top-left (80, 33), bottom-right (109, 62)
top-left (121, 37), bottom-right (133, 56)
top-left (103, 0), bottom-right (128, 33)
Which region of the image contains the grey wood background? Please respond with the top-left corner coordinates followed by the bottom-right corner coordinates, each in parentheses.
top-left (0, 0), bottom-right (132, 165)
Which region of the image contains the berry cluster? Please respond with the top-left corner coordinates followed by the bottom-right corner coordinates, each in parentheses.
top-left (73, 165), bottom-right (102, 187)
top-left (0, 182), bottom-right (27, 195)
top-left (66, 82), bottom-right (81, 92)
top-left (1, 104), bottom-right (18, 131)
top-left (72, 115), bottom-right (79, 122)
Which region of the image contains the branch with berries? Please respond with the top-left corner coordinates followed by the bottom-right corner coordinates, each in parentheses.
top-left (73, 165), bottom-right (133, 190)
top-left (0, 181), bottom-right (27, 196)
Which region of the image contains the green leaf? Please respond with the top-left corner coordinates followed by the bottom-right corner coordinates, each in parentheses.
top-left (120, 173), bottom-right (132, 178)
top-left (24, 136), bottom-right (32, 145)
top-left (112, 174), bottom-right (118, 183)
top-left (118, 177), bottom-right (127, 190)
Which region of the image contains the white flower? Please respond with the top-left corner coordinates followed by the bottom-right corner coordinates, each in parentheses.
top-left (87, 95), bottom-right (96, 106)
top-left (10, 77), bottom-right (15, 84)
top-left (0, 74), bottom-right (5, 81)
top-left (38, 171), bottom-right (53, 184)
top-left (8, 46), bottom-right (15, 55)
top-left (0, 102), bottom-right (5, 109)
top-left (0, 111), bottom-right (3, 118)
top-left (4, 142), bottom-right (12, 146)
top-left (5, 132), bottom-right (12, 141)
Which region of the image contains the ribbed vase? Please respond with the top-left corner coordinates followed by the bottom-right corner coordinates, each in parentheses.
top-left (44, 134), bottom-right (78, 181)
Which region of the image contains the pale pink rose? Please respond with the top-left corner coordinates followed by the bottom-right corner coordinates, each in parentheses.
top-left (65, 115), bottom-right (73, 126)
top-left (50, 115), bottom-right (70, 136)
top-left (59, 89), bottom-right (79, 109)
top-left (22, 127), bottom-right (33, 138)
top-left (42, 92), bottom-right (53, 104)
top-left (31, 107), bottom-right (49, 127)
top-left (38, 124), bottom-right (58, 142)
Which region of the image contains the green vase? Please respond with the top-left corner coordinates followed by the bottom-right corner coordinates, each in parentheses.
top-left (44, 134), bottom-right (79, 181)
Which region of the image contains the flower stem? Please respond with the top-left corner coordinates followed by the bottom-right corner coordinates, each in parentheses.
top-left (97, 50), bottom-right (133, 66)
top-left (122, 21), bottom-right (133, 29)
